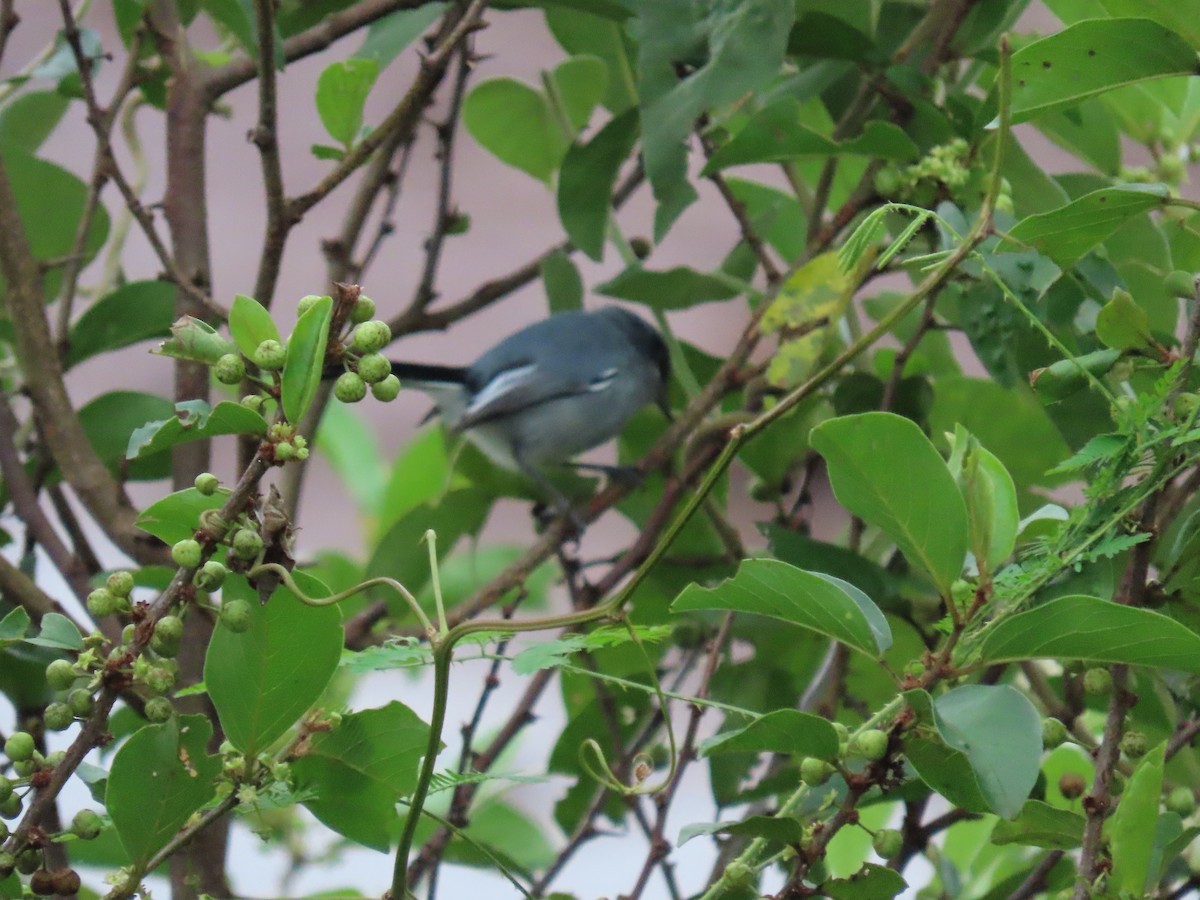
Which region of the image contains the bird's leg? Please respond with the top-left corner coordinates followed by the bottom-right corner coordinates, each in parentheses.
top-left (518, 457), bottom-right (587, 537)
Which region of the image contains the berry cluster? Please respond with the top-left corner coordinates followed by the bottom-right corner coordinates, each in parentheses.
top-left (333, 315), bottom-right (402, 404)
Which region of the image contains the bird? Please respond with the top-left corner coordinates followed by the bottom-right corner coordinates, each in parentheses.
top-left (345, 306), bottom-right (671, 524)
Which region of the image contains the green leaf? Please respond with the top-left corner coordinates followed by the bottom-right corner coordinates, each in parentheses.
top-left (464, 77), bottom-right (566, 183)
top-left (315, 400), bottom-right (388, 520)
top-left (1095, 288), bottom-right (1155, 351)
top-left (823, 864), bottom-right (907, 900)
top-left (126, 400), bottom-right (268, 460)
top-left (228, 293), bottom-right (281, 360)
top-left (292, 701), bottom-right (432, 852)
top-left (1005, 184), bottom-right (1169, 268)
top-left (1009, 19), bottom-right (1199, 124)
top-left (948, 428), bottom-right (1019, 574)
top-left (671, 558), bottom-right (892, 657)
top-left (810, 412), bottom-right (968, 596)
top-left (202, 0), bottom-right (257, 58)
top-left (316, 57), bottom-right (380, 147)
top-left (136, 487), bottom-right (224, 545)
top-left (205, 573), bottom-right (342, 757)
top-left (931, 685), bottom-right (1042, 819)
top-left (355, 3), bottom-right (446, 68)
top-left (0, 91), bottom-right (71, 153)
top-left (551, 55), bottom-right (608, 133)
top-left (154, 315), bottom-right (239, 365)
top-left (699, 709), bottom-right (839, 759)
top-left (991, 800), bottom-right (1084, 849)
top-left (702, 99), bottom-right (918, 173)
top-left (0, 147), bottom-right (109, 302)
top-left (0, 607), bottom-right (31, 644)
top-left (1108, 743), bottom-right (1165, 895)
top-left (557, 108), bottom-right (639, 260)
top-left (678, 815), bottom-right (805, 848)
top-left (282, 294), bottom-right (333, 423)
top-left (23, 612), bottom-right (82, 650)
top-left (541, 250), bottom-right (584, 313)
top-left (544, 6), bottom-right (637, 113)
top-left (978, 595), bottom-right (1200, 673)
top-left (595, 265), bottom-right (747, 310)
top-left (65, 281), bottom-right (176, 368)
top-left (106, 715), bottom-right (220, 867)
top-left (448, 797), bottom-right (558, 873)
top-left (79, 391), bottom-right (174, 481)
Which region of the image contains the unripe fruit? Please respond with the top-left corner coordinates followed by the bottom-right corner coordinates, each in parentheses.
top-left (1120, 730), bottom-right (1148, 759)
top-left (68, 688), bottom-right (94, 718)
top-left (1042, 717), bottom-right (1069, 749)
top-left (194, 559), bottom-right (227, 592)
top-left (0, 852), bottom-right (13, 877)
top-left (221, 598), bottom-right (252, 633)
top-left (51, 869), bottom-right (81, 894)
top-left (144, 696), bottom-right (174, 723)
top-left (232, 528), bottom-right (264, 560)
top-left (15, 849), bottom-right (39, 874)
top-left (12, 759), bottom-right (33, 777)
top-left (350, 296), bottom-right (375, 324)
top-left (4, 731), bottom-right (35, 762)
top-left (0, 794), bottom-right (22, 818)
top-left (106, 570), bottom-right (135, 597)
top-left (1167, 786), bottom-right (1196, 816)
top-left (145, 666), bottom-right (175, 695)
top-left (72, 808), bottom-right (103, 839)
top-left (171, 538), bottom-right (202, 569)
top-left (351, 320), bottom-right (391, 353)
top-left (334, 371), bottom-right (367, 403)
top-left (275, 441), bottom-right (296, 461)
top-left (297, 294), bottom-right (322, 316)
top-left (241, 394), bottom-right (265, 412)
top-left (87, 587), bottom-right (116, 617)
top-left (0, 776), bottom-right (10, 801)
top-left (356, 352), bottom-right (391, 385)
top-left (46, 658), bottom-right (76, 691)
top-left (44, 702), bottom-right (73, 732)
top-left (253, 339), bottom-right (287, 370)
top-left (1083, 667), bottom-right (1113, 696)
top-left (371, 374), bottom-right (402, 402)
top-left (873, 828), bottom-right (903, 859)
top-left (1059, 772), bottom-right (1087, 799)
top-left (0, 820), bottom-right (6, 840)
top-left (214, 352), bottom-right (246, 385)
top-left (195, 472), bottom-right (220, 495)
top-left (44, 751), bottom-right (64, 768)
top-left (30, 868), bottom-right (55, 893)
top-left (121, 623), bottom-right (136, 645)
top-left (800, 757), bottom-right (836, 786)
top-left (851, 729), bottom-right (889, 761)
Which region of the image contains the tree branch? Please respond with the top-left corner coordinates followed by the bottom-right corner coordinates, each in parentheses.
top-left (250, 0), bottom-right (290, 307)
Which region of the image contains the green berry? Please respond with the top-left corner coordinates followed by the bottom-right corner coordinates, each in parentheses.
top-left (0, 794), bottom-right (20, 819)
top-left (106, 570), bottom-right (135, 598)
top-left (44, 702), bottom-right (73, 732)
top-left (873, 828), bottom-right (903, 859)
top-left (194, 559), bottom-right (227, 591)
top-left (800, 757), bottom-right (836, 786)
top-left (214, 352), bottom-right (246, 385)
top-left (71, 808), bottom-right (103, 840)
top-left (0, 819), bottom-right (6, 841)
top-left (253, 339), bottom-right (287, 371)
top-left (0, 852), bottom-right (13, 878)
top-left (1167, 786), bottom-right (1196, 816)
top-left (144, 696), bottom-right (174, 723)
top-left (351, 320), bottom-right (391, 353)
top-left (350, 295), bottom-right (376, 324)
top-left (1110, 771), bottom-right (1125, 796)
top-left (334, 371), bottom-right (367, 403)
top-left (121, 623), bottom-right (136, 645)
top-left (1120, 730), bottom-right (1148, 759)
top-left (0, 777), bottom-right (11, 801)
top-left (87, 587), bottom-right (116, 617)
top-left (232, 528), bottom-right (264, 560)
top-left (15, 849), bottom-right (39, 875)
top-left (850, 729), bottom-right (889, 761)
top-left (221, 598), bottom-right (253, 633)
top-left (68, 688), bottom-right (94, 718)
top-left (45, 658), bottom-right (76, 691)
top-left (171, 538), bottom-right (202, 569)
top-left (1042, 717), bottom-right (1069, 749)
top-left (241, 394), bottom-right (265, 413)
top-left (356, 352), bottom-right (391, 385)
top-left (297, 294), bottom-right (322, 316)
top-left (296, 446), bottom-right (310, 460)
top-left (4, 731), bottom-right (35, 762)
top-left (371, 373), bottom-right (402, 402)
top-left (155, 615), bottom-right (184, 646)
top-left (275, 440), bottom-right (296, 461)
top-left (1083, 667), bottom-right (1113, 696)
top-left (145, 666), bottom-right (175, 695)
top-left (194, 472), bottom-right (220, 495)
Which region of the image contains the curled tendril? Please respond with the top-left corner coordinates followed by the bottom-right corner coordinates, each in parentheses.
top-left (246, 562), bottom-right (437, 640)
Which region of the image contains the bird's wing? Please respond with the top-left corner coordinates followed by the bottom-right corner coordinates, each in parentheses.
top-left (455, 361), bottom-right (618, 432)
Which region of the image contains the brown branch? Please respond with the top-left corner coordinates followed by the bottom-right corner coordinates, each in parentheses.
top-left (0, 0), bottom-right (17, 70)
top-left (286, 0), bottom-right (488, 220)
top-left (250, 0), bottom-right (290, 307)
top-left (0, 555), bottom-right (68, 626)
top-left (1009, 851), bottom-right (1065, 900)
top-left (204, 0), bottom-right (433, 98)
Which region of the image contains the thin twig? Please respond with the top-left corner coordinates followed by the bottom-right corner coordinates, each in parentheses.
top-left (0, 0), bottom-right (16, 70)
top-left (250, 0), bottom-right (290, 307)
top-left (1009, 851), bottom-right (1065, 900)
